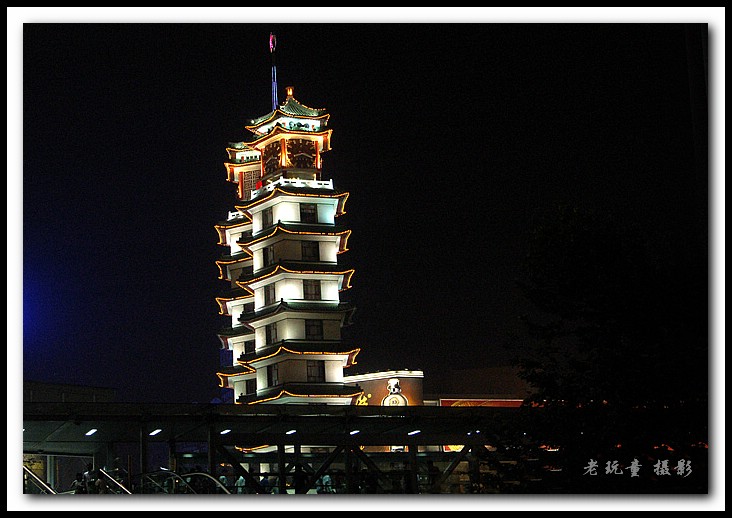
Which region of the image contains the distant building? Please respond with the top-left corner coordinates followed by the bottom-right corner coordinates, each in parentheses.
top-left (23, 380), bottom-right (117, 403)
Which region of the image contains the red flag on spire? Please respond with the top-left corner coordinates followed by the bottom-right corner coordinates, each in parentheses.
top-left (269, 33), bottom-right (276, 53)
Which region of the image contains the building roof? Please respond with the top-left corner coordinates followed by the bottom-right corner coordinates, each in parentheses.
top-left (236, 261), bottom-right (355, 290)
top-left (246, 95), bottom-right (329, 129)
top-left (236, 339), bottom-right (360, 364)
top-left (237, 382), bottom-right (363, 405)
top-left (237, 300), bottom-right (356, 327)
top-left (240, 222), bottom-right (351, 250)
top-left (235, 186), bottom-right (348, 215)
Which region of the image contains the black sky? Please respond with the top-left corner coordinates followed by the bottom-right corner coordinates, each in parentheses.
top-left (18, 19), bottom-right (714, 404)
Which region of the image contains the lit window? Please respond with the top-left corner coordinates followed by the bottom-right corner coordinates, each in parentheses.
top-left (303, 279), bottom-right (321, 300)
top-left (264, 284), bottom-right (276, 305)
top-left (305, 319), bottom-right (323, 340)
top-left (263, 245), bottom-right (276, 266)
top-left (245, 379), bottom-right (257, 394)
top-left (261, 207), bottom-right (273, 228)
top-left (300, 203), bottom-right (318, 223)
top-left (307, 360), bottom-right (326, 383)
top-left (301, 241), bottom-right (319, 261)
top-left (265, 322), bottom-right (278, 345)
top-left (267, 363), bottom-right (279, 387)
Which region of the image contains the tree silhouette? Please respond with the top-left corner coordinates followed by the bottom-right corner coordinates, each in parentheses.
top-left (513, 204), bottom-right (707, 410)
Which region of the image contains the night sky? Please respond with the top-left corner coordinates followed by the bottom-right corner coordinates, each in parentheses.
top-left (16, 14), bottom-right (718, 408)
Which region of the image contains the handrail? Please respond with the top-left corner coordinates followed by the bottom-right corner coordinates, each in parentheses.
top-left (183, 472), bottom-right (232, 494)
top-left (98, 468), bottom-right (132, 494)
top-left (140, 470), bottom-right (198, 494)
top-left (23, 466), bottom-right (57, 494)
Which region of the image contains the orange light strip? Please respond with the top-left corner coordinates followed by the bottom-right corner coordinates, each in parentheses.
top-left (249, 389), bottom-right (365, 405)
top-left (238, 225), bottom-right (351, 248)
top-left (244, 109), bottom-right (330, 132)
top-left (241, 127), bottom-right (332, 150)
top-left (236, 265), bottom-right (355, 291)
top-left (235, 187), bottom-right (349, 214)
top-left (234, 444), bottom-right (271, 452)
top-left (215, 293), bottom-right (254, 315)
top-left (280, 139), bottom-right (287, 167)
top-left (216, 367), bottom-right (256, 388)
top-left (237, 346), bottom-right (361, 368)
top-left (215, 254), bottom-right (253, 280)
top-left (218, 348), bottom-right (360, 388)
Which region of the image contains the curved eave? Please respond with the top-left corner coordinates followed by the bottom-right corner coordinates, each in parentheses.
top-left (240, 126), bottom-right (332, 150)
top-left (216, 326), bottom-right (255, 349)
top-left (216, 366), bottom-right (256, 388)
top-left (236, 264), bottom-right (355, 292)
top-left (223, 159), bottom-right (261, 169)
top-left (239, 224), bottom-right (351, 253)
top-left (237, 300), bottom-right (355, 328)
top-left (244, 386), bottom-right (363, 405)
top-left (215, 215), bottom-right (252, 228)
top-left (237, 345), bottom-right (361, 369)
top-left (234, 187), bottom-right (349, 216)
top-left (246, 106), bottom-right (330, 132)
top-left (215, 254), bottom-right (253, 280)
top-left (214, 220), bottom-right (252, 246)
top-left (215, 290), bottom-right (254, 315)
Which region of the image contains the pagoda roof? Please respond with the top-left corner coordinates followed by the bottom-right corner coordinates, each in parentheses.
top-left (235, 186), bottom-right (348, 215)
top-left (240, 222), bottom-right (351, 250)
top-left (215, 286), bottom-right (253, 316)
top-left (216, 365), bottom-right (256, 387)
top-left (214, 216), bottom-right (252, 228)
top-left (236, 261), bottom-right (355, 291)
top-left (236, 339), bottom-right (359, 364)
top-left (238, 382), bottom-right (364, 405)
top-left (237, 340), bottom-right (361, 368)
top-left (239, 125), bottom-right (332, 150)
top-left (246, 95), bottom-right (329, 130)
top-left (217, 325), bottom-right (255, 339)
top-left (216, 345), bottom-right (361, 390)
top-left (237, 299), bottom-right (356, 327)
top-left (227, 141), bottom-right (258, 151)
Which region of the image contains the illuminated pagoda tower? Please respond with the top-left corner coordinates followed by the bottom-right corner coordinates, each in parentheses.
top-left (215, 85), bottom-right (362, 405)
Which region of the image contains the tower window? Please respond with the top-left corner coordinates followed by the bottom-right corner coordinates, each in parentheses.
top-left (301, 241), bottom-right (319, 261)
top-left (265, 322), bottom-right (278, 345)
top-left (261, 207), bottom-right (273, 228)
top-left (303, 279), bottom-right (321, 300)
top-left (267, 363), bottom-right (279, 387)
top-left (300, 203), bottom-right (318, 223)
top-left (244, 340), bottom-right (255, 354)
top-left (305, 319), bottom-right (324, 340)
top-left (307, 360), bottom-right (326, 383)
top-left (264, 283), bottom-right (276, 305)
top-left (245, 378), bottom-right (257, 394)
top-left (262, 245), bottom-right (276, 266)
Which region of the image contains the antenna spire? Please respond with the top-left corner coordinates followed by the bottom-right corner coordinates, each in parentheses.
top-left (270, 33), bottom-right (278, 111)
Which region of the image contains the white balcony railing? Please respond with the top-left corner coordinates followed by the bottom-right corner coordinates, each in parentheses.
top-left (250, 177), bottom-right (333, 199)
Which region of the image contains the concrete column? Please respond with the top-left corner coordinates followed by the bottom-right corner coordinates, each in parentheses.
top-left (277, 444), bottom-right (287, 494)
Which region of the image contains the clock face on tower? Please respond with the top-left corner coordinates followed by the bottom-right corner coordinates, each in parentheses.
top-left (263, 141), bottom-right (281, 175)
top-left (287, 139), bottom-right (316, 169)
